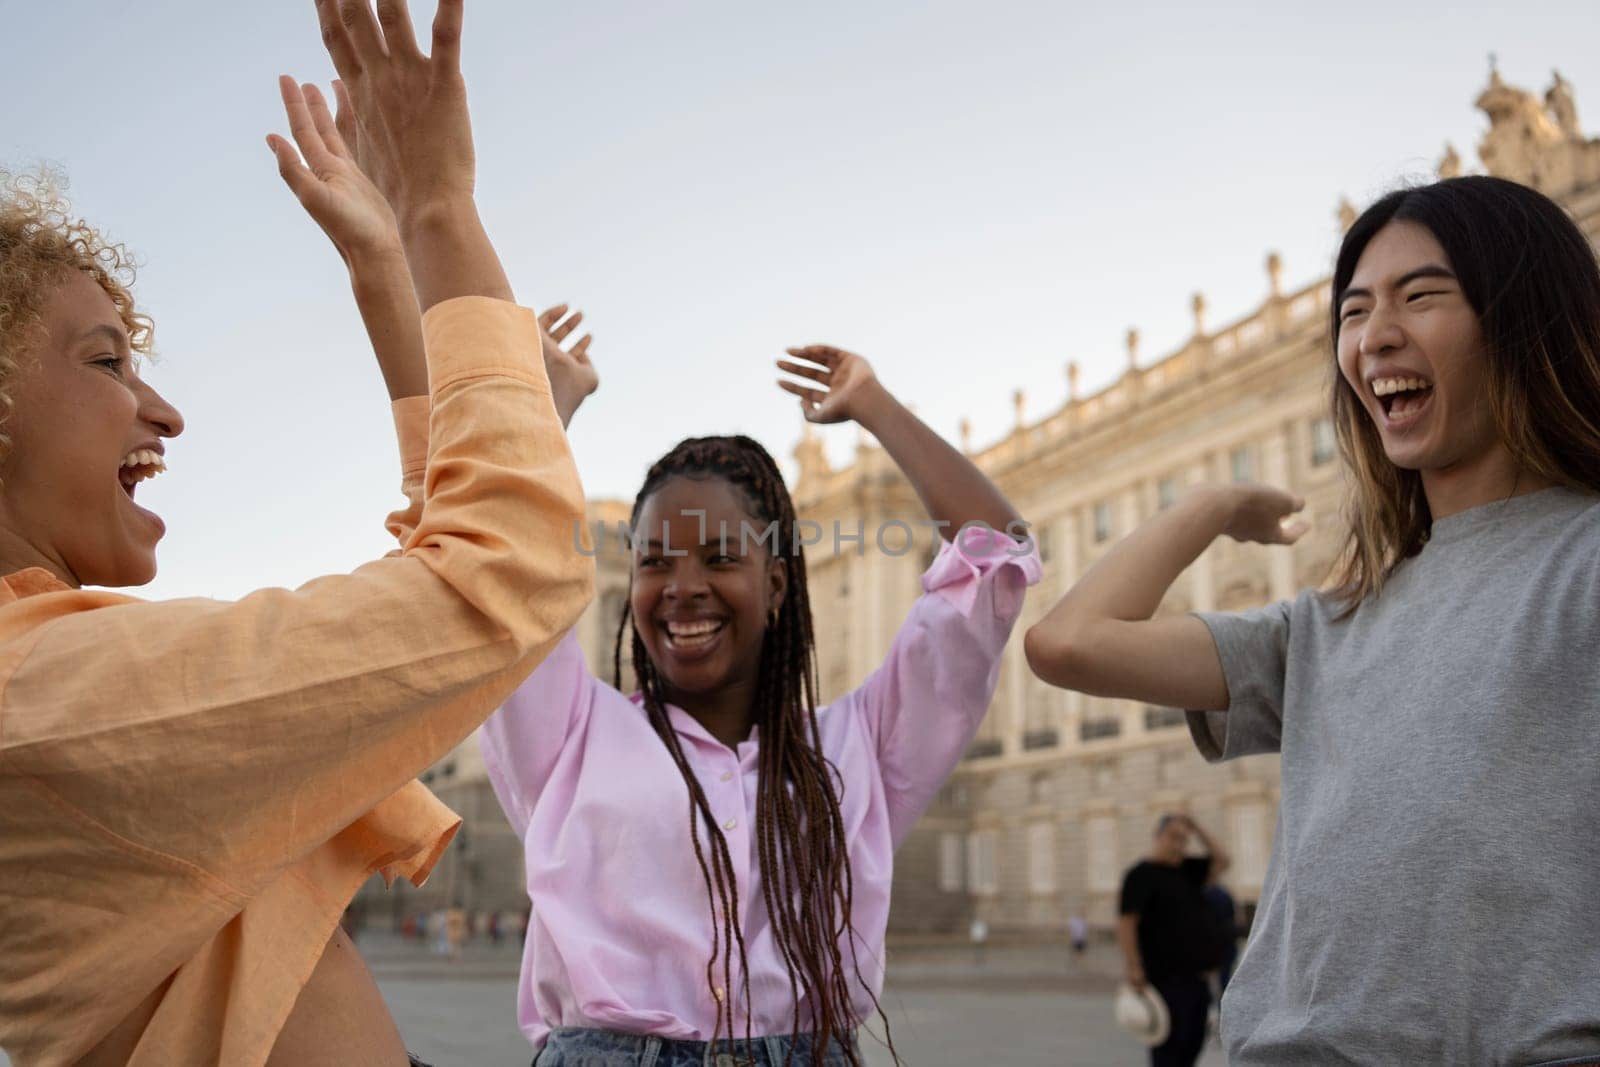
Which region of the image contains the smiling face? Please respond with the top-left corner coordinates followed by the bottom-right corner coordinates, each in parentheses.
top-left (1335, 220), bottom-right (1500, 476)
top-left (630, 474), bottom-right (786, 701)
top-left (0, 271), bottom-right (184, 587)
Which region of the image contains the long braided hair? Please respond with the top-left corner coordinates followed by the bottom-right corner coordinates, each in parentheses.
top-left (611, 435), bottom-right (896, 1066)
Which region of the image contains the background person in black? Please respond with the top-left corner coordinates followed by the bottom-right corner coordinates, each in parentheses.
top-left (1119, 813), bottom-right (1231, 1067)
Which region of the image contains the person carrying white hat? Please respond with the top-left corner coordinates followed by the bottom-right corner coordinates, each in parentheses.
top-left (1116, 814), bottom-right (1230, 1066)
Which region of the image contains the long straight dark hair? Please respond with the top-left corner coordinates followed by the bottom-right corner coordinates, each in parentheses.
top-left (612, 435), bottom-right (895, 1067)
top-left (1328, 175), bottom-right (1600, 607)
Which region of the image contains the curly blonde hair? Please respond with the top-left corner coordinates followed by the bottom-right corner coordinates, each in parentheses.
top-left (0, 166), bottom-right (153, 461)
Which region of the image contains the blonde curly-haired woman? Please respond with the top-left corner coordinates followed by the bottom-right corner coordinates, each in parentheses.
top-left (0, 2), bottom-right (593, 1064)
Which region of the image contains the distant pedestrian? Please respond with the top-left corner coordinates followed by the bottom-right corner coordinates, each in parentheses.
top-left (430, 909), bottom-right (451, 958)
top-left (445, 907), bottom-right (466, 960)
top-left (970, 916), bottom-right (990, 966)
top-left (1068, 913), bottom-right (1089, 957)
top-left (1118, 814), bottom-right (1230, 1067)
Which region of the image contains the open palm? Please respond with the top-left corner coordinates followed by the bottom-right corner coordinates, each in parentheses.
top-left (776, 345), bottom-right (880, 424)
top-left (538, 304), bottom-right (596, 425)
top-left (268, 77), bottom-right (400, 263)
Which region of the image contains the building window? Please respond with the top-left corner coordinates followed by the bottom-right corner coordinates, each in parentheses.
top-left (1092, 501), bottom-right (1113, 543)
top-left (1028, 822), bottom-right (1057, 894)
top-left (1157, 476), bottom-right (1179, 509)
top-left (1022, 728), bottom-right (1059, 751)
top-left (1086, 814), bottom-right (1118, 893)
top-left (1144, 706), bottom-right (1187, 731)
top-left (939, 832), bottom-right (964, 891)
top-left (1080, 716), bottom-right (1122, 742)
top-left (1311, 417), bottom-right (1337, 467)
top-left (967, 830), bottom-right (999, 895)
top-left (1229, 445), bottom-right (1255, 483)
top-left (964, 737), bottom-right (1004, 760)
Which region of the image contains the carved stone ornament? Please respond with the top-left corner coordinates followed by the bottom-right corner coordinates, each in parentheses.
top-left (1476, 66), bottom-right (1600, 197)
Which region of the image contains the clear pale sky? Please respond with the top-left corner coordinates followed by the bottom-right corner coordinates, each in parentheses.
top-left (4, 0), bottom-right (1597, 602)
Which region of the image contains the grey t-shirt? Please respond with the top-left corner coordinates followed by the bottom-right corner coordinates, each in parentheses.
top-left (1189, 487), bottom-right (1600, 1066)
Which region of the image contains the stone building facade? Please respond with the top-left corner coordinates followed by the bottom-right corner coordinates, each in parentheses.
top-left (360, 68), bottom-right (1600, 936)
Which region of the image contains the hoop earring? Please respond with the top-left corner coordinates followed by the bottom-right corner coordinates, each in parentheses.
top-left (767, 605), bottom-right (779, 628)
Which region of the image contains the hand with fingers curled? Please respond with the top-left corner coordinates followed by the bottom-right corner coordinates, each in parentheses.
top-left (1206, 484), bottom-right (1310, 545)
top-left (537, 304), bottom-right (597, 428)
top-left (775, 345), bottom-right (889, 426)
top-left (312, 0), bottom-right (473, 223)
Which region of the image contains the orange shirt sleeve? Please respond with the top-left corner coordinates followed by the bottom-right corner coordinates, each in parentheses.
top-left (383, 395), bottom-right (430, 551)
top-left (0, 297), bottom-right (594, 905)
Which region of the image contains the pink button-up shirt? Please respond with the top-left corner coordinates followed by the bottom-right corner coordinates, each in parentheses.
top-left (481, 530), bottom-right (1040, 1049)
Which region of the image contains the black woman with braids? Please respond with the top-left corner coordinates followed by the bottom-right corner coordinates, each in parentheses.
top-left (482, 344), bottom-right (1040, 1066)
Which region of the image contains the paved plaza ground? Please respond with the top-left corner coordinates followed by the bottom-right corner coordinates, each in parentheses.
top-left (368, 934), bottom-right (1228, 1066)
top-left (0, 937), bottom-right (1228, 1066)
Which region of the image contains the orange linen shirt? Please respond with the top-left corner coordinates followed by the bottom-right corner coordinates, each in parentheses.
top-left (0, 297), bottom-right (595, 1067)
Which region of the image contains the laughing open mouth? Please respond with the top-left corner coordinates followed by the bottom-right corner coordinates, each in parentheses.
top-left (1371, 375), bottom-right (1434, 419)
top-left (118, 449), bottom-right (166, 499)
top-left (662, 618), bottom-right (726, 651)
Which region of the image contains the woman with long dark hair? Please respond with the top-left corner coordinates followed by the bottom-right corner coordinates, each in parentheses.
top-left (482, 346), bottom-right (1040, 1065)
top-left (1024, 175), bottom-right (1600, 1065)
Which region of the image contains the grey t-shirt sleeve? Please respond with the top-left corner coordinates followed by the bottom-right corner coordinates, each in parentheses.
top-left (1184, 600), bottom-right (1292, 762)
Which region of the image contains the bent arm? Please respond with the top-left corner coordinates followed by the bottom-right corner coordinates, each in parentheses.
top-left (1117, 914), bottom-right (1146, 989)
top-left (350, 254), bottom-right (430, 550)
top-left (1024, 489), bottom-right (1233, 711)
top-left (858, 529), bottom-right (1041, 845)
top-left (480, 629), bottom-right (601, 836)
top-left (1186, 818), bottom-right (1232, 877)
top-left (0, 298), bottom-right (593, 893)
top-left (853, 383), bottom-right (1022, 539)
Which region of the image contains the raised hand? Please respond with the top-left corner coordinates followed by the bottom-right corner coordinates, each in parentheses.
top-left (1216, 485), bottom-right (1310, 545)
top-left (268, 75), bottom-right (426, 399)
top-left (537, 304), bottom-right (597, 428)
top-left (776, 345), bottom-right (886, 425)
top-left (313, 0), bottom-right (473, 221)
top-left (781, 343), bottom-right (1024, 544)
top-left (268, 77), bottom-right (402, 265)
top-left (307, 0), bottom-right (511, 308)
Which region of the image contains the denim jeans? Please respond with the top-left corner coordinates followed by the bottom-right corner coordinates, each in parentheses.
top-left (532, 1026), bottom-right (858, 1067)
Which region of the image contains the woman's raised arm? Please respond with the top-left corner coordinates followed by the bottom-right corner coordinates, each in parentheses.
top-left (777, 344), bottom-right (1024, 539)
top-left (1023, 485), bottom-right (1305, 711)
